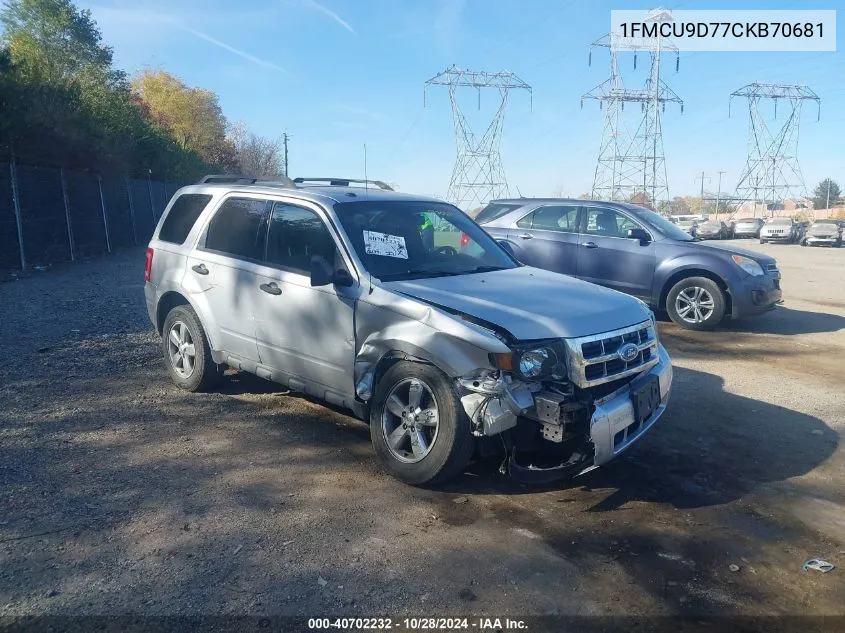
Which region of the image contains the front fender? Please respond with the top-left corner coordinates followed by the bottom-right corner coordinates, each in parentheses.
top-left (652, 254), bottom-right (739, 303)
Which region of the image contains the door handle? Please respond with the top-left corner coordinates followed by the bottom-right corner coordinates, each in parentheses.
top-left (582, 241), bottom-right (599, 249)
top-left (260, 282), bottom-right (282, 296)
top-left (518, 233), bottom-right (533, 240)
top-left (191, 263), bottom-right (209, 275)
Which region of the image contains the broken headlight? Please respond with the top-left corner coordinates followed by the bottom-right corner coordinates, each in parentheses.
top-left (514, 346), bottom-right (558, 380)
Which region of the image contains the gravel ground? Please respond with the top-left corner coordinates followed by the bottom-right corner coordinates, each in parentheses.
top-left (1, 241), bottom-right (844, 627)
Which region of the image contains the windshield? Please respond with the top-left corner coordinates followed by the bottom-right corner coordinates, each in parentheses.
top-left (637, 210), bottom-right (695, 241)
top-left (735, 218), bottom-right (758, 223)
top-left (334, 200), bottom-right (518, 281)
top-left (768, 218), bottom-right (792, 225)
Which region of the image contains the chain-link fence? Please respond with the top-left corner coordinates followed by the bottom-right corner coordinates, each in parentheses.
top-left (1, 161), bottom-right (188, 271)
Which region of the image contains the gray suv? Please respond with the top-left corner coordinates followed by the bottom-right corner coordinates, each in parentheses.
top-left (144, 178), bottom-right (672, 485)
top-left (477, 199), bottom-right (782, 331)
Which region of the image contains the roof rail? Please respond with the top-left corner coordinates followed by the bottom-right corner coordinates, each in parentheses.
top-left (293, 177), bottom-right (394, 191)
top-left (198, 174), bottom-right (256, 184)
top-left (198, 174), bottom-right (297, 188)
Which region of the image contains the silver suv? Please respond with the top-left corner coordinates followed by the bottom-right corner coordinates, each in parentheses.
top-left (144, 176), bottom-right (673, 485)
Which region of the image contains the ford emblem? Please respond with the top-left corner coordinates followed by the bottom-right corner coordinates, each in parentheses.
top-left (618, 343), bottom-right (639, 363)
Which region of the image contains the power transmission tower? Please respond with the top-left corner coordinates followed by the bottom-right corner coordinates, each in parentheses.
top-left (425, 65), bottom-right (531, 209)
top-left (730, 83), bottom-right (820, 213)
top-left (582, 9), bottom-right (683, 207)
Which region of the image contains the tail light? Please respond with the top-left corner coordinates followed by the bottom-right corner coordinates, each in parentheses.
top-left (144, 247), bottom-right (154, 282)
top-left (460, 232), bottom-right (470, 248)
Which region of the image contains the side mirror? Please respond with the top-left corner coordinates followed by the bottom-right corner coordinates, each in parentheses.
top-left (497, 240), bottom-right (516, 258)
top-left (627, 228), bottom-right (651, 243)
top-left (310, 256), bottom-right (353, 287)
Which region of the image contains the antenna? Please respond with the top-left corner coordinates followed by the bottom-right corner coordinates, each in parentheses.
top-left (363, 144), bottom-right (369, 195)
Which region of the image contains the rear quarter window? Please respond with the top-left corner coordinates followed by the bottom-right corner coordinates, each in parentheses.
top-left (475, 203), bottom-right (521, 224)
top-left (158, 194), bottom-right (213, 244)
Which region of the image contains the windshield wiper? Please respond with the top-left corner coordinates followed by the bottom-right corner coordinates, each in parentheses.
top-left (467, 265), bottom-right (509, 274)
top-left (378, 270), bottom-right (463, 281)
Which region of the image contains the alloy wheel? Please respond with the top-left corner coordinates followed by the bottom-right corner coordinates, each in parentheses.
top-left (675, 287), bottom-right (715, 324)
top-left (381, 378), bottom-right (440, 464)
top-left (167, 321), bottom-right (196, 378)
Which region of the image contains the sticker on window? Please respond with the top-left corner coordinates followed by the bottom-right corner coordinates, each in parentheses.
top-left (363, 230), bottom-right (408, 259)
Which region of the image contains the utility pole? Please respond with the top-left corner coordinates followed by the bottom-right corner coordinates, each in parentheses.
top-left (282, 132), bottom-right (290, 177)
top-left (695, 171), bottom-right (710, 216)
top-left (716, 170), bottom-right (725, 219)
top-left (826, 178), bottom-right (831, 210)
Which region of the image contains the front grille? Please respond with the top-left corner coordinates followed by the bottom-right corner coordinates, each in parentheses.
top-left (564, 320), bottom-right (659, 388)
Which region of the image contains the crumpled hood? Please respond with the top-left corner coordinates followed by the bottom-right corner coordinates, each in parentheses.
top-left (383, 267), bottom-right (651, 340)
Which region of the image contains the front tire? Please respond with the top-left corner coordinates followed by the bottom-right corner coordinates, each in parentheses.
top-left (666, 277), bottom-right (726, 331)
top-left (370, 361), bottom-right (474, 485)
top-left (162, 305), bottom-right (221, 392)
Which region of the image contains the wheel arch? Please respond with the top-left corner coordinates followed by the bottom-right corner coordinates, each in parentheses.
top-left (659, 268), bottom-right (732, 317)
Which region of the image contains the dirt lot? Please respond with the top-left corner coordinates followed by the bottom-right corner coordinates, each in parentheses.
top-left (1, 240), bottom-right (844, 627)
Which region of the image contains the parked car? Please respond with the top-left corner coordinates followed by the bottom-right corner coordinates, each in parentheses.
top-left (675, 219), bottom-right (698, 237)
top-left (801, 220), bottom-right (843, 247)
top-left (759, 217), bottom-right (800, 244)
top-left (144, 177), bottom-right (673, 485)
top-left (732, 218), bottom-right (765, 239)
top-left (695, 220), bottom-right (730, 240)
top-left (476, 198), bottom-right (782, 331)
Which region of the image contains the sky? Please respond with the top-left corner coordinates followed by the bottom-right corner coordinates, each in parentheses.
top-left (76, 0), bottom-right (844, 201)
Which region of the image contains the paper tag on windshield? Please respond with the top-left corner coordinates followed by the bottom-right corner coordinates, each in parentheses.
top-left (363, 230), bottom-right (408, 259)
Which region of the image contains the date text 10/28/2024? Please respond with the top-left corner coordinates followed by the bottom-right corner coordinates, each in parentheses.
top-left (308, 617), bottom-right (528, 631)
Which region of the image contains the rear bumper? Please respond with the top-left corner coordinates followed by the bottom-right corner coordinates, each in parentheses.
top-left (733, 230), bottom-right (759, 238)
top-left (144, 283), bottom-right (157, 329)
top-left (730, 273), bottom-right (782, 318)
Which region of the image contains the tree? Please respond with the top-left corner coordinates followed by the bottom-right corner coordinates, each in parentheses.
top-left (0, 0), bottom-right (207, 179)
top-left (1, 0), bottom-right (121, 87)
top-left (813, 179), bottom-right (841, 210)
top-left (229, 121), bottom-right (286, 179)
top-left (132, 69), bottom-right (237, 171)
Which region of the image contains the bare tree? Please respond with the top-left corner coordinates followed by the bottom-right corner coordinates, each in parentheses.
top-left (229, 121), bottom-right (286, 179)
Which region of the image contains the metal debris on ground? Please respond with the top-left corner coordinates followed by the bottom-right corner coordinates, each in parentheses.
top-left (317, 577), bottom-right (328, 587)
top-left (232, 544), bottom-right (243, 556)
top-left (803, 559), bottom-right (835, 573)
top-left (453, 496), bottom-right (469, 504)
top-left (728, 564), bottom-right (741, 572)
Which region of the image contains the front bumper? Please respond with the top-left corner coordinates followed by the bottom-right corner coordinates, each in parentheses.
top-left (589, 345), bottom-right (673, 467)
top-left (730, 271), bottom-right (782, 318)
top-left (507, 345), bottom-right (673, 483)
top-left (805, 236), bottom-right (840, 246)
top-left (760, 233), bottom-right (793, 242)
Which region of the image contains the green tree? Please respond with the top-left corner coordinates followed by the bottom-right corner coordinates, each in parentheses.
top-left (0, 0), bottom-right (208, 180)
top-left (813, 179), bottom-right (841, 210)
top-left (1, 0), bottom-right (120, 86)
top-left (132, 69), bottom-right (238, 172)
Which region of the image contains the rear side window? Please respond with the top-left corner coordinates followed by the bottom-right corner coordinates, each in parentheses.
top-left (266, 203), bottom-right (338, 274)
top-left (516, 206), bottom-right (580, 232)
top-left (475, 203), bottom-right (521, 224)
top-left (158, 194), bottom-right (212, 244)
top-left (204, 197), bottom-right (270, 261)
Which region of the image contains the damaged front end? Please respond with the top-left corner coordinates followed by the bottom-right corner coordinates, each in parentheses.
top-left (457, 366), bottom-right (595, 484)
top-left (456, 320), bottom-right (673, 484)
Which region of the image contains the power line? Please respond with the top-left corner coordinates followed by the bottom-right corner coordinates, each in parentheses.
top-left (424, 65), bottom-right (532, 209)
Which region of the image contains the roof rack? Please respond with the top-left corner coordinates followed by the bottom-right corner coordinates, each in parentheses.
top-left (293, 177), bottom-right (394, 191)
top-left (198, 174), bottom-right (296, 188)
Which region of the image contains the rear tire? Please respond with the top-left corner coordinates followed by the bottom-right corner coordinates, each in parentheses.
top-left (759, 239), bottom-right (766, 244)
top-left (370, 361), bottom-right (474, 486)
top-left (162, 305), bottom-right (221, 392)
top-left (666, 276), bottom-right (726, 331)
